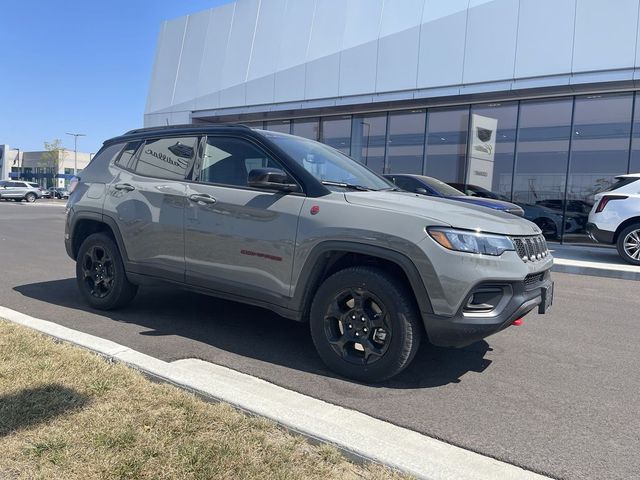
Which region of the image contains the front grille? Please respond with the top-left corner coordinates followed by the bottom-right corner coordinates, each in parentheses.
top-left (511, 234), bottom-right (550, 263)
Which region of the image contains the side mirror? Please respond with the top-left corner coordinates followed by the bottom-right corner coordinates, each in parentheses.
top-left (247, 168), bottom-right (299, 192)
top-left (415, 188), bottom-right (428, 195)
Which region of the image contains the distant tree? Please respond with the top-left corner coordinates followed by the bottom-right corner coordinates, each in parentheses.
top-left (39, 139), bottom-right (67, 187)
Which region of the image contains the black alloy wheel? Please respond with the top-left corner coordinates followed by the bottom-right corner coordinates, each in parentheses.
top-left (322, 288), bottom-right (392, 366)
top-left (76, 233), bottom-right (138, 310)
top-left (81, 245), bottom-right (115, 299)
top-left (310, 266), bottom-right (422, 382)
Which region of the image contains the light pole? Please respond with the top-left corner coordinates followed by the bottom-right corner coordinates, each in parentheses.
top-left (66, 132), bottom-right (86, 176)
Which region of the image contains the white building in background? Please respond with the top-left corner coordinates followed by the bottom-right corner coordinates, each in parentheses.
top-left (0, 144), bottom-right (92, 188)
top-left (146, 0), bottom-right (640, 243)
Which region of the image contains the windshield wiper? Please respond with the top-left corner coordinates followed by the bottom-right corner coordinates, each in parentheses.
top-left (321, 180), bottom-right (372, 191)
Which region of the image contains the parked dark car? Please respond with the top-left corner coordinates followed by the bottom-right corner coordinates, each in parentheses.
top-left (384, 174), bottom-right (524, 216)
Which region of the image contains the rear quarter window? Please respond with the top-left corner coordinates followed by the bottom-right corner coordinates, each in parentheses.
top-left (604, 177), bottom-right (639, 192)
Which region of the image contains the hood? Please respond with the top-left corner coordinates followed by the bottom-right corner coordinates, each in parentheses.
top-left (450, 195), bottom-right (523, 213)
top-left (345, 191), bottom-right (541, 236)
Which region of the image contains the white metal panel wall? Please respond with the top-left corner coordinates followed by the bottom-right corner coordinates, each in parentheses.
top-left (274, 0), bottom-right (316, 103)
top-left (145, 17), bottom-right (186, 115)
top-left (573, 0), bottom-right (640, 73)
top-left (417, 0), bottom-right (468, 89)
top-left (195, 3), bottom-right (235, 111)
top-left (338, 0), bottom-right (384, 97)
top-left (145, 0), bottom-right (640, 123)
top-left (376, 0), bottom-right (425, 93)
top-left (515, 0), bottom-right (575, 79)
top-left (219, 0), bottom-right (260, 107)
top-left (463, 0), bottom-right (519, 84)
top-left (305, 0), bottom-right (348, 100)
top-left (173, 10), bottom-right (210, 110)
top-left (245, 0), bottom-right (287, 106)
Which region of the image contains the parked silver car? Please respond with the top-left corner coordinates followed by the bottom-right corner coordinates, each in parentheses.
top-left (0, 180), bottom-right (41, 202)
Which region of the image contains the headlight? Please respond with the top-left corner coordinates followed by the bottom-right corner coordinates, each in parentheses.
top-left (427, 227), bottom-right (514, 256)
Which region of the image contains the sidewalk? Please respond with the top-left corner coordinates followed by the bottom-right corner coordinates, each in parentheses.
top-left (550, 244), bottom-right (640, 281)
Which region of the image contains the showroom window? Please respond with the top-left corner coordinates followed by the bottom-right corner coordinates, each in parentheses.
top-left (467, 102), bottom-right (518, 200)
top-left (566, 93), bottom-right (633, 243)
top-left (386, 109), bottom-right (426, 174)
top-left (425, 106), bottom-right (469, 183)
top-left (292, 118), bottom-right (320, 141)
top-left (513, 98), bottom-right (573, 240)
top-left (351, 114), bottom-right (387, 173)
top-left (265, 120), bottom-right (291, 134)
top-left (628, 92), bottom-right (640, 173)
top-left (321, 116), bottom-right (352, 155)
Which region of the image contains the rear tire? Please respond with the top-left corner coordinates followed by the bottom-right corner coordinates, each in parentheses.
top-left (76, 232), bottom-right (138, 310)
top-left (616, 223), bottom-right (640, 265)
top-left (309, 266), bottom-right (422, 382)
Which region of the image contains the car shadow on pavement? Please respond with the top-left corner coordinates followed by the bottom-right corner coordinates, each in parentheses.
top-left (0, 385), bottom-right (89, 437)
top-left (14, 279), bottom-right (491, 389)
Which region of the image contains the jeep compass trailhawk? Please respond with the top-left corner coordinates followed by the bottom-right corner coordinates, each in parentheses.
top-left (65, 125), bottom-right (554, 382)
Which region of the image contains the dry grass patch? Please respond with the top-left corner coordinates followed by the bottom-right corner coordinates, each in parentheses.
top-left (0, 320), bottom-right (410, 480)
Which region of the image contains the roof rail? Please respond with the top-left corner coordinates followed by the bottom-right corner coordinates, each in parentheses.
top-left (123, 123), bottom-right (249, 135)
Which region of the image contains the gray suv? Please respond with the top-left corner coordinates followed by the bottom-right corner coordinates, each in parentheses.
top-left (65, 125), bottom-right (553, 382)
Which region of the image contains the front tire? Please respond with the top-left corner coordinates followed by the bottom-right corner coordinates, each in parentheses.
top-left (76, 233), bottom-right (138, 310)
top-left (617, 223), bottom-right (640, 265)
top-left (25, 193), bottom-right (36, 203)
top-left (309, 266), bottom-right (422, 382)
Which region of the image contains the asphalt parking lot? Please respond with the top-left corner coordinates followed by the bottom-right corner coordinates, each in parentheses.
top-left (1, 201), bottom-right (638, 480)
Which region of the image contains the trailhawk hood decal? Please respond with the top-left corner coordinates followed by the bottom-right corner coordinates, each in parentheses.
top-left (344, 191), bottom-right (541, 236)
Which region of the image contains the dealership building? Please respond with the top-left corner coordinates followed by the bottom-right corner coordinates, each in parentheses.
top-left (146, 0), bottom-right (640, 243)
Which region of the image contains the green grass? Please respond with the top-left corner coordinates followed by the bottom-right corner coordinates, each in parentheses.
top-left (0, 320), bottom-right (410, 480)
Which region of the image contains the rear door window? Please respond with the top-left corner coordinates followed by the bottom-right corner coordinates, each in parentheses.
top-left (604, 177), bottom-right (639, 192)
top-left (134, 137), bottom-right (199, 181)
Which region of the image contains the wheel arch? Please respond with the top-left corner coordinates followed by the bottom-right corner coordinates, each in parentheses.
top-left (70, 213), bottom-right (129, 263)
top-left (614, 217), bottom-right (640, 243)
top-left (291, 241), bottom-right (433, 322)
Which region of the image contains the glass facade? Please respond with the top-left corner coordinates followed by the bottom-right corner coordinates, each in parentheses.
top-left (386, 110), bottom-right (425, 174)
top-left (235, 91), bottom-right (640, 243)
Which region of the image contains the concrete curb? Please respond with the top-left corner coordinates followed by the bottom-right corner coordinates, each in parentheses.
top-left (0, 305), bottom-right (551, 480)
top-left (551, 260), bottom-right (640, 281)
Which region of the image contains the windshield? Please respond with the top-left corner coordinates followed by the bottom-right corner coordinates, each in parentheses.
top-left (601, 177), bottom-right (638, 193)
top-left (258, 130), bottom-right (393, 191)
top-left (418, 176), bottom-right (465, 196)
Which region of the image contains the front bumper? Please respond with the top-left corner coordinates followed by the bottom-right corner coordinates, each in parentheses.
top-left (422, 271), bottom-right (553, 348)
top-left (586, 223), bottom-right (615, 244)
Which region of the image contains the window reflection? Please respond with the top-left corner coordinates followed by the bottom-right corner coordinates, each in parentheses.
top-left (566, 93), bottom-right (633, 243)
top-left (321, 116), bottom-right (352, 155)
top-left (425, 107), bottom-right (469, 182)
top-left (265, 120), bottom-right (291, 134)
top-left (386, 110), bottom-right (425, 174)
top-left (351, 114), bottom-right (387, 173)
top-left (628, 93), bottom-right (640, 173)
top-left (513, 98), bottom-right (573, 240)
top-left (292, 118), bottom-right (320, 141)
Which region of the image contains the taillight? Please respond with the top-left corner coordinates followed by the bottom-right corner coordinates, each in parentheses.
top-left (595, 195), bottom-right (628, 213)
top-left (68, 176), bottom-right (80, 194)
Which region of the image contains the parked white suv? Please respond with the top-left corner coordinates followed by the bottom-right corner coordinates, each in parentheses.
top-left (587, 174), bottom-right (640, 265)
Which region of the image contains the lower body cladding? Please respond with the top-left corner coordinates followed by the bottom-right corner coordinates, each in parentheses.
top-left (586, 223), bottom-right (615, 244)
top-left (421, 270), bottom-right (553, 348)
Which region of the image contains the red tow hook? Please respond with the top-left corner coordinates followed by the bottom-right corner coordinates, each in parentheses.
top-left (512, 318), bottom-right (524, 326)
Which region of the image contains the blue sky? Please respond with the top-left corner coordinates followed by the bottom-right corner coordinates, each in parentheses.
top-left (0, 0), bottom-right (231, 154)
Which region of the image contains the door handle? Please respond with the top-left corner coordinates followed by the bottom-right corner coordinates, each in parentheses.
top-left (189, 193), bottom-right (217, 205)
top-left (114, 183), bottom-right (135, 192)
